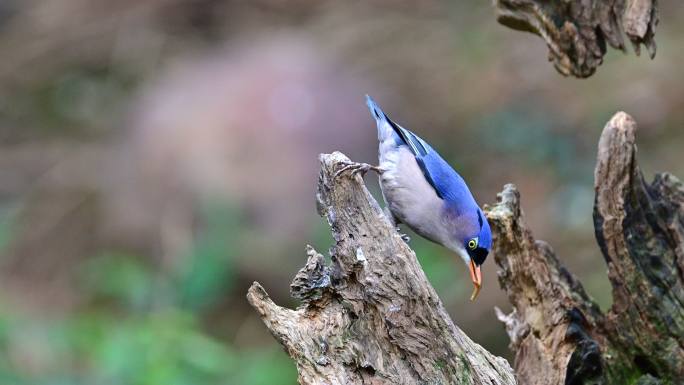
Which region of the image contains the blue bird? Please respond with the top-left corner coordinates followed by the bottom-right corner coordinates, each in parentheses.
top-left (337, 95), bottom-right (492, 300)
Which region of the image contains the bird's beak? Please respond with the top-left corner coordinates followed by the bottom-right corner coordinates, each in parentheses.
top-left (469, 260), bottom-right (482, 301)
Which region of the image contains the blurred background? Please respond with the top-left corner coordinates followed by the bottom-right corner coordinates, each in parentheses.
top-left (0, 1), bottom-right (683, 384)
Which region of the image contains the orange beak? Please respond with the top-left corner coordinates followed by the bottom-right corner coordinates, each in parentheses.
top-left (469, 259), bottom-right (482, 301)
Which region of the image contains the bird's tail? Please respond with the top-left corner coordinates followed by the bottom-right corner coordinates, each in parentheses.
top-left (365, 95), bottom-right (397, 142)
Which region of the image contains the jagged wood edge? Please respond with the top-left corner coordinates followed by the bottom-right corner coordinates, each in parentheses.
top-left (247, 152), bottom-right (515, 385)
top-left (594, 112), bottom-right (684, 380)
top-left (493, 0), bottom-right (658, 78)
top-left (487, 112), bottom-right (684, 384)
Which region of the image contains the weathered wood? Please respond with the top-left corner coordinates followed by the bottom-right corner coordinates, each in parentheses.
top-left (248, 112), bottom-right (684, 384)
top-left (488, 112), bottom-right (684, 384)
top-left (493, 0), bottom-right (658, 77)
top-left (594, 112), bottom-right (684, 381)
top-left (247, 152), bottom-right (515, 385)
top-left (488, 184), bottom-right (607, 385)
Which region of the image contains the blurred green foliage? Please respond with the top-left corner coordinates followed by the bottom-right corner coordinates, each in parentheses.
top-left (0, 306), bottom-right (295, 385)
top-left (0, 203), bottom-right (296, 385)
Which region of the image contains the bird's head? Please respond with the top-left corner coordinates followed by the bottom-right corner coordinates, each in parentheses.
top-left (463, 209), bottom-right (491, 301)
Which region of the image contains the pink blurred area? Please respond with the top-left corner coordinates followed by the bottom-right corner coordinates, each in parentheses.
top-left (125, 35), bottom-right (370, 236)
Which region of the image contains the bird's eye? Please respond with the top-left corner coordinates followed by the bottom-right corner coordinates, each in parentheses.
top-left (468, 238), bottom-right (478, 250)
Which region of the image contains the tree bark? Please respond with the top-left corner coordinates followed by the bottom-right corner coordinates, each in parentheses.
top-left (489, 111), bottom-right (684, 384)
top-left (247, 152), bottom-right (516, 385)
top-left (493, 0), bottom-right (658, 78)
top-left (247, 112), bottom-right (684, 384)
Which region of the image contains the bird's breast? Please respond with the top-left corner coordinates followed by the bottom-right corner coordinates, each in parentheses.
top-left (378, 146), bottom-right (454, 249)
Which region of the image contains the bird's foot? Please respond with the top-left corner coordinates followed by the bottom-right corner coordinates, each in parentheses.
top-left (397, 228), bottom-right (410, 243)
top-left (334, 161), bottom-right (384, 179)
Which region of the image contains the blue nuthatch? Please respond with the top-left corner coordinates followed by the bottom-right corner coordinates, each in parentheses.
top-left (337, 96), bottom-right (492, 300)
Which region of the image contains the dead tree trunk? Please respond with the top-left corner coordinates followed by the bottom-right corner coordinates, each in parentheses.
top-left (490, 112), bottom-right (684, 385)
top-left (493, 0), bottom-right (659, 78)
top-left (247, 112), bottom-right (684, 384)
top-left (247, 152), bottom-right (516, 385)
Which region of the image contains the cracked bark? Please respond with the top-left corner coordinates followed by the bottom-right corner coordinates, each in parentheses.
top-left (247, 152), bottom-right (515, 385)
top-left (493, 0), bottom-right (658, 77)
top-left (488, 112), bottom-right (684, 384)
top-left (247, 112), bottom-right (683, 384)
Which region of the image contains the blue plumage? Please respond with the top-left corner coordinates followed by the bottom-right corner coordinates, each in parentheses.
top-left (365, 95), bottom-right (491, 300)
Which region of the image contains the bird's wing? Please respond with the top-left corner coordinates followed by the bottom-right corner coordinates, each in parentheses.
top-left (385, 118), bottom-right (428, 157)
top-left (365, 95), bottom-right (472, 206)
top-left (383, 116), bottom-right (454, 200)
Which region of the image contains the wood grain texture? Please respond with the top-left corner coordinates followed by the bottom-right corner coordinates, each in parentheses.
top-left (594, 112), bottom-right (684, 381)
top-left (247, 152), bottom-right (515, 385)
top-left (487, 184), bottom-right (606, 385)
top-left (248, 112), bottom-right (684, 384)
top-left (493, 0), bottom-right (658, 77)
top-left (489, 112), bottom-right (684, 384)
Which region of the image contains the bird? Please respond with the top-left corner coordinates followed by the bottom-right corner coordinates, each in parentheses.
top-left (336, 95), bottom-right (492, 300)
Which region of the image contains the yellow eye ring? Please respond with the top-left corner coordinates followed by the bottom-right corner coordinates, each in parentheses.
top-left (468, 238), bottom-right (478, 250)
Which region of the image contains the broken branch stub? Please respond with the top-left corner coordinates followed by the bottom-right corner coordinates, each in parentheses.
top-left (493, 0), bottom-right (658, 78)
top-left (487, 111), bottom-right (684, 384)
top-left (594, 112), bottom-right (684, 380)
top-left (486, 184), bottom-right (606, 385)
top-left (247, 112), bottom-right (684, 384)
top-left (247, 152), bottom-right (515, 385)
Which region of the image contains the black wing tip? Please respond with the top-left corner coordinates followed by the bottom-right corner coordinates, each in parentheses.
top-left (364, 95), bottom-right (426, 157)
top-left (415, 157), bottom-right (444, 199)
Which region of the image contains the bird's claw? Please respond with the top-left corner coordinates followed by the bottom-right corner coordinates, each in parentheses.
top-left (334, 161), bottom-right (383, 179)
top-left (397, 227), bottom-right (410, 242)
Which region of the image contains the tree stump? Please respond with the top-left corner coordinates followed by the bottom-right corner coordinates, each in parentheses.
top-left (247, 152), bottom-right (515, 385)
top-left (489, 112), bottom-right (684, 384)
top-left (247, 112), bottom-right (684, 384)
top-left (493, 0), bottom-right (659, 77)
